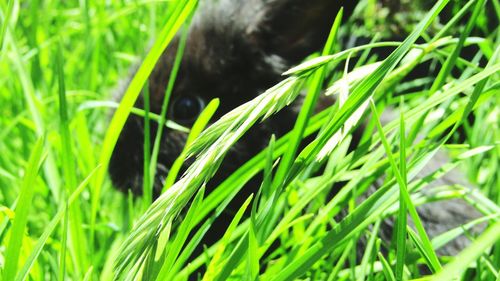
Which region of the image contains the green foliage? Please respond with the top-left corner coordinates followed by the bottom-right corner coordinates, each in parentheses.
top-left (0, 0), bottom-right (499, 280)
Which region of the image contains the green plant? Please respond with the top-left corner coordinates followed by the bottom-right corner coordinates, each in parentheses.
top-left (0, 0), bottom-right (498, 280)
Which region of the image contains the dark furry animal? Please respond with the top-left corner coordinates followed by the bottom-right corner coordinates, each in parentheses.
top-left (109, 0), bottom-right (483, 262)
top-left (109, 0), bottom-right (352, 195)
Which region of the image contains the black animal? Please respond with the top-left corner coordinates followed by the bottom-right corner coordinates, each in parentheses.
top-left (109, 0), bottom-right (355, 195)
top-left (109, 0), bottom-right (483, 266)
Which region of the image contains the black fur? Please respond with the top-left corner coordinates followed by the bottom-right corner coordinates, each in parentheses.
top-left (110, 0), bottom-right (353, 195)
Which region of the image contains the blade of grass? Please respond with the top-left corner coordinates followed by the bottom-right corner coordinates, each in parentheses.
top-left (407, 228), bottom-right (439, 274)
top-left (166, 218), bottom-right (214, 280)
top-left (245, 216), bottom-right (259, 281)
top-left (358, 220), bottom-right (382, 281)
top-left (271, 8), bottom-right (343, 194)
top-left (143, 84), bottom-right (152, 206)
top-left (431, 221), bottom-right (500, 281)
top-left (327, 241), bottom-right (354, 281)
top-left (150, 23), bottom-right (190, 192)
top-left (4, 14), bottom-right (61, 201)
top-left (15, 166), bottom-right (100, 281)
top-left (2, 137), bottom-right (45, 281)
top-left (91, 0), bottom-right (197, 262)
top-left (0, 0), bottom-right (14, 51)
top-left (396, 97), bottom-right (408, 279)
top-left (203, 195), bottom-right (254, 281)
top-left (58, 199), bottom-right (68, 281)
top-left (163, 98), bottom-right (220, 191)
top-left (370, 100), bottom-right (441, 273)
top-left (260, 135), bottom-right (276, 209)
top-left (55, 39), bottom-right (88, 276)
top-left (77, 100), bottom-right (189, 133)
top-left (154, 186), bottom-right (206, 280)
top-left (378, 252), bottom-right (396, 281)
top-left (431, 214), bottom-right (498, 252)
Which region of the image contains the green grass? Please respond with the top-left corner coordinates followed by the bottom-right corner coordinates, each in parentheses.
top-left (1, 0), bottom-right (499, 280)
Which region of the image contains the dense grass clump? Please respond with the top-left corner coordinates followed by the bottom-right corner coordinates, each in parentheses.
top-left (0, 0), bottom-right (499, 280)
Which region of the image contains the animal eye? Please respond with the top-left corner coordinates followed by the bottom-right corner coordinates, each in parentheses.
top-left (171, 95), bottom-right (205, 124)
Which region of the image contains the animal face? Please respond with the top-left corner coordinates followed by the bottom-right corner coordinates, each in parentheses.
top-left (109, 0), bottom-right (352, 196)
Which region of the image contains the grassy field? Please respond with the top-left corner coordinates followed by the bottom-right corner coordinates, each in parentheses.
top-left (1, 0), bottom-right (499, 280)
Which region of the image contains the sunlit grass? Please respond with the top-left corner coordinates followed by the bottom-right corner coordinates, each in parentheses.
top-left (0, 0), bottom-right (499, 280)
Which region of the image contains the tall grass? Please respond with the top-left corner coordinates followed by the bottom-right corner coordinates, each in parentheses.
top-left (0, 0), bottom-right (499, 280)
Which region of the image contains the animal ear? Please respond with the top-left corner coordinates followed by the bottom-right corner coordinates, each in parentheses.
top-left (241, 0), bottom-right (352, 63)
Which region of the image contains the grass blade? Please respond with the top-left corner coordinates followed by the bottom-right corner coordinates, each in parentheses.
top-left (91, 0), bottom-right (198, 249)
top-left (163, 98), bottom-right (220, 191)
top-left (55, 39), bottom-right (88, 276)
top-left (431, 221), bottom-right (500, 281)
top-left (15, 166), bottom-right (100, 281)
top-left (395, 97), bottom-right (408, 279)
top-left (271, 7), bottom-right (343, 194)
top-left (370, 100), bottom-right (441, 272)
top-left (3, 137), bottom-right (45, 281)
